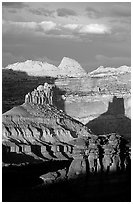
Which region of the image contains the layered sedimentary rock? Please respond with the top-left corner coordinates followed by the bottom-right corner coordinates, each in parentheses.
top-left (2, 83), bottom-right (90, 165)
top-left (2, 83), bottom-right (130, 179)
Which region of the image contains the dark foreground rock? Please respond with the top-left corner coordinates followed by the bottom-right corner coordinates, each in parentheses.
top-left (3, 162), bottom-right (131, 202)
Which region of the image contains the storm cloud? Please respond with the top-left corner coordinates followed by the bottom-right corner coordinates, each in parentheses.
top-left (56, 8), bottom-right (77, 17)
top-left (2, 2), bottom-right (28, 9)
top-left (29, 8), bottom-right (54, 17)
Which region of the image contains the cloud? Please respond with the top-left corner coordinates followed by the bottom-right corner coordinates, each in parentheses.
top-left (86, 3), bottom-right (131, 19)
top-left (63, 24), bottom-right (79, 30)
top-left (2, 2), bottom-right (28, 9)
top-left (110, 3), bottom-right (131, 17)
top-left (40, 21), bottom-right (56, 30)
top-left (2, 20), bottom-right (111, 41)
top-left (56, 8), bottom-right (77, 17)
top-left (29, 8), bottom-right (54, 17)
top-left (78, 24), bottom-right (111, 34)
top-left (2, 20), bottom-right (57, 34)
top-left (2, 20), bottom-right (37, 34)
top-left (86, 7), bottom-right (101, 18)
top-left (7, 9), bottom-right (17, 14)
top-left (63, 23), bottom-right (111, 34)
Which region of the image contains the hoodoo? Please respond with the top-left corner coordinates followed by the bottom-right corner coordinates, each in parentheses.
top-left (25, 83), bottom-right (54, 105)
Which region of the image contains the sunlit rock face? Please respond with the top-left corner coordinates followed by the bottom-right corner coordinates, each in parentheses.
top-left (88, 65), bottom-right (131, 77)
top-left (4, 60), bottom-right (59, 77)
top-left (58, 57), bottom-right (86, 77)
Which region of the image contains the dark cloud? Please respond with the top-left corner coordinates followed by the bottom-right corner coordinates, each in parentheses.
top-left (111, 4), bottom-right (131, 17)
top-left (86, 7), bottom-right (101, 18)
top-left (2, 2), bottom-right (28, 9)
top-left (86, 3), bottom-right (131, 19)
top-left (29, 8), bottom-right (54, 17)
top-left (57, 8), bottom-right (77, 17)
top-left (8, 9), bottom-right (17, 14)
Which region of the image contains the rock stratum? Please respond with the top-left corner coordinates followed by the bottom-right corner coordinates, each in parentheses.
top-left (2, 83), bottom-right (130, 178)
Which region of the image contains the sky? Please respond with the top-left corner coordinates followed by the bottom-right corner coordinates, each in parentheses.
top-left (2, 2), bottom-right (131, 72)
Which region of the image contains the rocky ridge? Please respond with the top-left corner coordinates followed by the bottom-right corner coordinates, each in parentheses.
top-left (3, 57), bottom-right (87, 78)
top-left (89, 65), bottom-right (131, 77)
top-left (4, 60), bottom-right (59, 77)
